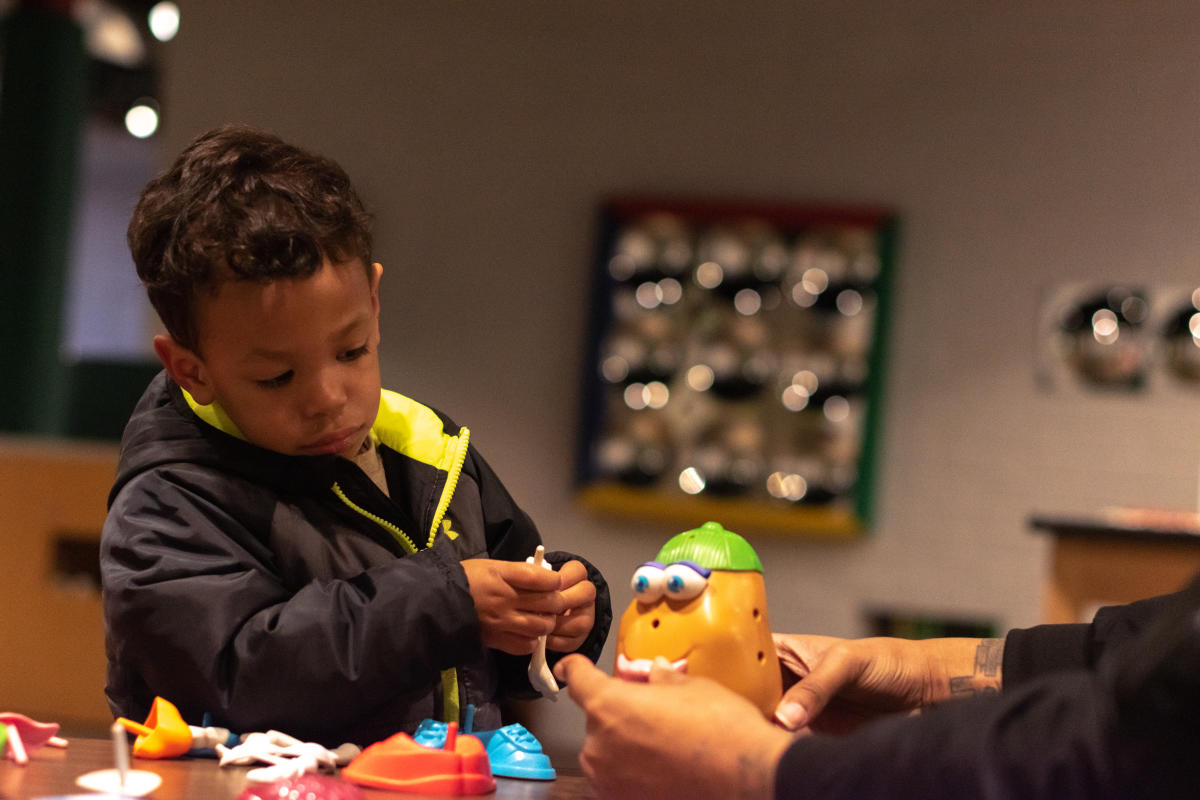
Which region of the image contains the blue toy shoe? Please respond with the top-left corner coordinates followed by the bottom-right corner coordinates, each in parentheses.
top-left (472, 723), bottom-right (555, 780)
top-left (412, 716), bottom-right (555, 781)
top-left (412, 718), bottom-right (450, 749)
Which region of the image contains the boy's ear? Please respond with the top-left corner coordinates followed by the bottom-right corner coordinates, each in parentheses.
top-left (370, 262), bottom-right (383, 316)
top-left (153, 334), bottom-right (215, 405)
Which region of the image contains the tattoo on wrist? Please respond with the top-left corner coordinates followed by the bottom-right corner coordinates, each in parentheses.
top-left (948, 638), bottom-right (1004, 698)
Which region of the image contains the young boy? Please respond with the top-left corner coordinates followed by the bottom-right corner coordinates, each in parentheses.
top-left (100, 124), bottom-right (612, 747)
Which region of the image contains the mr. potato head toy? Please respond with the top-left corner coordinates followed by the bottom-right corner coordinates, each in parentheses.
top-left (614, 521), bottom-right (782, 717)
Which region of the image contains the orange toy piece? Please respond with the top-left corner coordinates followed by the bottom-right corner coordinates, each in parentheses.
top-left (115, 697), bottom-right (193, 759)
top-left (342, 722), bottom-right (496, 795)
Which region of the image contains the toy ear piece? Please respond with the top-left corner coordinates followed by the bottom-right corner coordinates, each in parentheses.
top-left (630, 564), bottom-right (666, 603)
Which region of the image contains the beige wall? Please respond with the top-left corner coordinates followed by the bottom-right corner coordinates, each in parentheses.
top-left (136, 0), bottom-right (1200, 747)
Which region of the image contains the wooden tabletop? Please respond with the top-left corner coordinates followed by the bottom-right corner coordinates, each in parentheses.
top-left (0, 738), bottom-right (596, 799)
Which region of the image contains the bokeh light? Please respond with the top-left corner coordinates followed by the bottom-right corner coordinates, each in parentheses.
top-left (124, 102), bottom-right (159, 138)
top-left (148, 2), bottom-right (181, 42)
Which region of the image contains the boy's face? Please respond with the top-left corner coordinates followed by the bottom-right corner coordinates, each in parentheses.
top-left (157, 258), bottom-right (384, 459)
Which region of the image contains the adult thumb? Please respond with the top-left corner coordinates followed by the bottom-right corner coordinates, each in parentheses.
top-left (773, 652), bottom-right (852, 731)
top-left (555, 654), bottom-right (607, 706)
top-left (774, 683), bottom-right (816, 730)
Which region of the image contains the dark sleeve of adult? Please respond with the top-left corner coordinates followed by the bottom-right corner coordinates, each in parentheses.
top-left (1003, 573), bottom-right (1200, 686)
top-left (773, 576), bottom-right (1200, 800)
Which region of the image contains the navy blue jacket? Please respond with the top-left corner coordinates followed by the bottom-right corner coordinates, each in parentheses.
top-left (102, 372), bottom-right (611, 746)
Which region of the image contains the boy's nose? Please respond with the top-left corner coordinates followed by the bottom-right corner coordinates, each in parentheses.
top-left (303, 372), bottom-right (347, 417)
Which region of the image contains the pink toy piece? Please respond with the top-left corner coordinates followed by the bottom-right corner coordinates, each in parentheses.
top-left (0, 713), bottom-right (64, 764)
top-left (237, 773), bottom-right (366, 800)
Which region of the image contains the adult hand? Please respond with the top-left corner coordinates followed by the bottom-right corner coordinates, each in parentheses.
top-left (556, 654), bottom-right (794, 800)
top-left (461, 558), bottom-right (563, 655)
top-left (546, 559), bottom-right (596, 653)
top-left (772, 634), bottom-right (1002, 734)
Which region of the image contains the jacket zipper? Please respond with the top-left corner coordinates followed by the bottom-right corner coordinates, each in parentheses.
top-left (330, 425), bottom-right (470, 554)
top-left (426, 427), bottom-right (470, 548)
top-left (330, 484), bottom-right (418, 555)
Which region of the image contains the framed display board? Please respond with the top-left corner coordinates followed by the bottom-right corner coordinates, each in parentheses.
top-left (576, 197), bottom-right (897, 539)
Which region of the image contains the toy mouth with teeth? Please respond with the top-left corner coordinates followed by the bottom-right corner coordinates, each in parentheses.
top-left (614, 653), bottom-right (688, 681)
top-left (614, 521), bottom-right (782, 718)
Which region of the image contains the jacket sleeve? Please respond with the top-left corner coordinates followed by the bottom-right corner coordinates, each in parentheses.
top-left (542, 549), bottom-right (612, 679)
top-left (1003, 577), bottom-right (1200, 686)
top-left (102, 466), bottom-right (481, 740)
top-left (773, 574), bottom-right (1200, 800)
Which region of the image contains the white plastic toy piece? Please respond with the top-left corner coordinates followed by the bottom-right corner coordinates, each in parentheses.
top-left (75, 721), bottom-right (163, 797)
top-left (4, 724), bottom-right (26, 765)
top-left (216, 730), bottom-right (360, 784)
top-left (188, 724), bottom-right (234, 750)
top-left (525, 545), bottom-right (560, 697)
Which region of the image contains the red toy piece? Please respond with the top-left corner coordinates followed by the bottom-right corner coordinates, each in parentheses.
top-left (341, 722), bottom-right (496, 795)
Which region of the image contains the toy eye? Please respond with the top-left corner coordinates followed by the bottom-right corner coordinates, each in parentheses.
top-left (662, 563), bottom-right (708, 601)
top-left (630, 563), bottom-right (666, 603)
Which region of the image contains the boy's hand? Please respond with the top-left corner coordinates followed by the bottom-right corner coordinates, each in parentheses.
top-left (546, 559), bottom-right (596, 654)
top-left (462, 558), bottom-right (563, 655)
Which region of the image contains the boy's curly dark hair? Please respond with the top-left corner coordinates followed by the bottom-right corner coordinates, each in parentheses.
top-left (128, 123), bottom-right (374, 352)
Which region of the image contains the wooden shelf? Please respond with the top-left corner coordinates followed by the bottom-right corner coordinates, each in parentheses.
top-left (1030, 510), bottom-right (1200, 624)
top-left (577, 482), bottom-right (863, 540)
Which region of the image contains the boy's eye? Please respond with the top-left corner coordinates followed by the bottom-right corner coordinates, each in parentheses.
top-left (340, 343), bottom-right (370, 362)
top-left (256, 370), bottom-right (293, 389)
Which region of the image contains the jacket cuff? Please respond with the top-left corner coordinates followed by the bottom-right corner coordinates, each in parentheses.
top-left (543, 550), bottom-right (613, 672)
top-left (1002, 623), bottom-right (1091, 688)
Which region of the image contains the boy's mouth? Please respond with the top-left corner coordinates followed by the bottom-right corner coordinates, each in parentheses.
top-left (301, 425), bottom-right (364, 455)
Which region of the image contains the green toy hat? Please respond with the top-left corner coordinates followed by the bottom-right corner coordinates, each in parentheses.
top-left (654, 521), bottom-right (763, 572)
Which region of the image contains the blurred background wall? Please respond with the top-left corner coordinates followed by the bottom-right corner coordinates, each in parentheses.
top-left (8, 0), bottom-right (1200, 748)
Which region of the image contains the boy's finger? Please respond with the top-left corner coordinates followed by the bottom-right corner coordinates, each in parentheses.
top-left (554, 654), bottom-right (606, 703)
top-left (500, 561), bottom-right (563, 591)
top-left (491, 634), bottom-right (540, 655)
top-left (558, 576), bottom-right (596, 609)
top-left (556, 559), bottom-right (588, 588)
top-left (547, 613), bottom-right (592, 651)
top-left (491, 611), bottom-right (556, 639)
top-left (552, 606), bottom-right (593, 636)
top-left (514, 591), bottom-right (568, 616)
top-left (546, 633), bottom-right (584, 653)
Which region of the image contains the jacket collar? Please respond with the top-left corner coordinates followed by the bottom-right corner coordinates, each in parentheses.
top-left (179, 387), bottom-right (464, 472)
